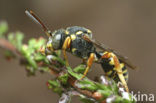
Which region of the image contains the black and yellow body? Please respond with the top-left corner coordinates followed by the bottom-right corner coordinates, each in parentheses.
top-left (97, 51), bottom-right (128, 83)
top-left (96, 51), bottom-right (129, 92)
top-left (45, 26), bottom-right (96, 59)
top-left (44, 26), bottom-right (97, 78)
top-left (65, 26), bottom-right (96, 59)
top-left (44, 27), bottom-right (129, 92)
top-left (25, 10), bottom-right (134, 92)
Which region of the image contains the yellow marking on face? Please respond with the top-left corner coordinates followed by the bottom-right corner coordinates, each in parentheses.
top-left (87, 29), bottom-right (92, 33)
top-left (47, 43), bottom-right (54, 51)
top-left (106, 70), bottom-right (112, 75)
top-left (76, 31), bottom-right (83, 35)
top-left (65, 30), bottom-right (69, 35)
top-left (72, 48), bottom-right (77, 53)
top-left (70, 34), bottom-right (76, 40)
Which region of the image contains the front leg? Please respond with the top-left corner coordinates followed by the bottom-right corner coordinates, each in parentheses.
top-left (62, 36), bottom-right (71, 67)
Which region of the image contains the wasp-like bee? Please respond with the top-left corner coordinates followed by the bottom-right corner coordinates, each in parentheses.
top-left (25, 10), bottom-right (137, 92)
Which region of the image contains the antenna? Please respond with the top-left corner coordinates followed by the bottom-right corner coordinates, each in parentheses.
top-left (25, 10), bottom-right (51, 37)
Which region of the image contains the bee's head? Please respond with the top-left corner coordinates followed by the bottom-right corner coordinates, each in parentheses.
top-left (47, 29), bottom-right (66, 50)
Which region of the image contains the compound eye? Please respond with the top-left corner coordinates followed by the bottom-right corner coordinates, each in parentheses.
top-left (55, 34), bottom-right (61, 41)
top-left (52, 34), bottom-right (61, 49)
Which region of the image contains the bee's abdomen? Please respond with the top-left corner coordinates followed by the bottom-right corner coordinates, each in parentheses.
top-left (101, 58), bottom-right (128, 83)
top-left (120, 63), bottom-right (128, 82)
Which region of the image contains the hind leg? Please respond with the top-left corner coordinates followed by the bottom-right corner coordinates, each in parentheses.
top-left (101, 52), bottom-right (129, 92)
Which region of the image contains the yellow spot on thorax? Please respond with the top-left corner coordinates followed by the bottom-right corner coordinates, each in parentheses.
top-left (87, 29), bottom-right (92, 33)
top-left (70, 34), bottom-right (76, 40)
top-left (72, 48), bottom-right (77, 53)
top-left (65, 30), bottom-right (69, 35)
top-left (76, 31), bottom-right (83, 35)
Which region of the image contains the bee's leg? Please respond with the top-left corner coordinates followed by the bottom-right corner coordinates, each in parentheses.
top-left (102, 52), bottom-right (129, 92)
top-left (80, 53), bottom-right (95, 80)
top-left (62, 37), bottom-right (71, 67)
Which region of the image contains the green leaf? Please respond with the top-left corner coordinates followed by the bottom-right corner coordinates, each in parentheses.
top-left (67, 66), bottom-right (82, 79)
top-left (47, 80), bottom-right (62, 95)
top-left (7, 33), bottom-right (15, 45)
top-left (0, 21), bottom-right (8, 37)
top-left (15, 32), bottom-right (24, 50)
top-left (80, 96), bottom-right (95, 103)
top-left (34, 53), bottom-right (46, 61)
top-left (55, 50), bottom-right (61, 57)
top-left (73, 64), bottom-right (86, 73)
top-left (97, 90), bottom-right (112, 99)
top-left (58, 73), bottom-right (68, 84)
top-left (28, 37), bottom-right (46, 51)
top-left (26, 56), bottom-right (38, 69)
top-left (39, 67), bottom-right (50, 72)
top-left (28, 38), bottom-right (36, 49)
top-left (76, 79), bottom-right (98, 91)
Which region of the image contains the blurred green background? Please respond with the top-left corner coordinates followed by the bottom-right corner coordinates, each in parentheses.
top-left (0, 0), bottom-right (156, 103)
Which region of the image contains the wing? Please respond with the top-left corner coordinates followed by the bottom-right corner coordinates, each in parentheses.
top-left (83, 35), bottom-right (137, 70)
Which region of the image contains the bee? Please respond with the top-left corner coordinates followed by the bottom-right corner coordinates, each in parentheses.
top-left (25, 10), bottom-right (137, 92)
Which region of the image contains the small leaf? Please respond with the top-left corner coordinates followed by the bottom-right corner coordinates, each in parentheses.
top-left (8, 33), bottom-right (15, 45)
top-left (73, 64), bottom-right (86, 73)
top-left (26, 56), bottom-right (37, 69)
top-left (15, 32), bottom-right (24, 50)
top-left (47, 80), bottom-right (62, 95)
top-left (0, 21), bottom-right (8, 37)
top-left (39, 67), bottom-right (50, 72)
top-left (34, 53), bottom-right (46, 61)
top-left (58, 73), bottom-right (68, 84)
top-left (28, 38), bottom-right (36, 48)
top-left (97, 90), bottom-right (112, 99)
top-left (67, 66), bottom-right (82, 79)
top-left (75, 79), bottom-right (98, 91)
